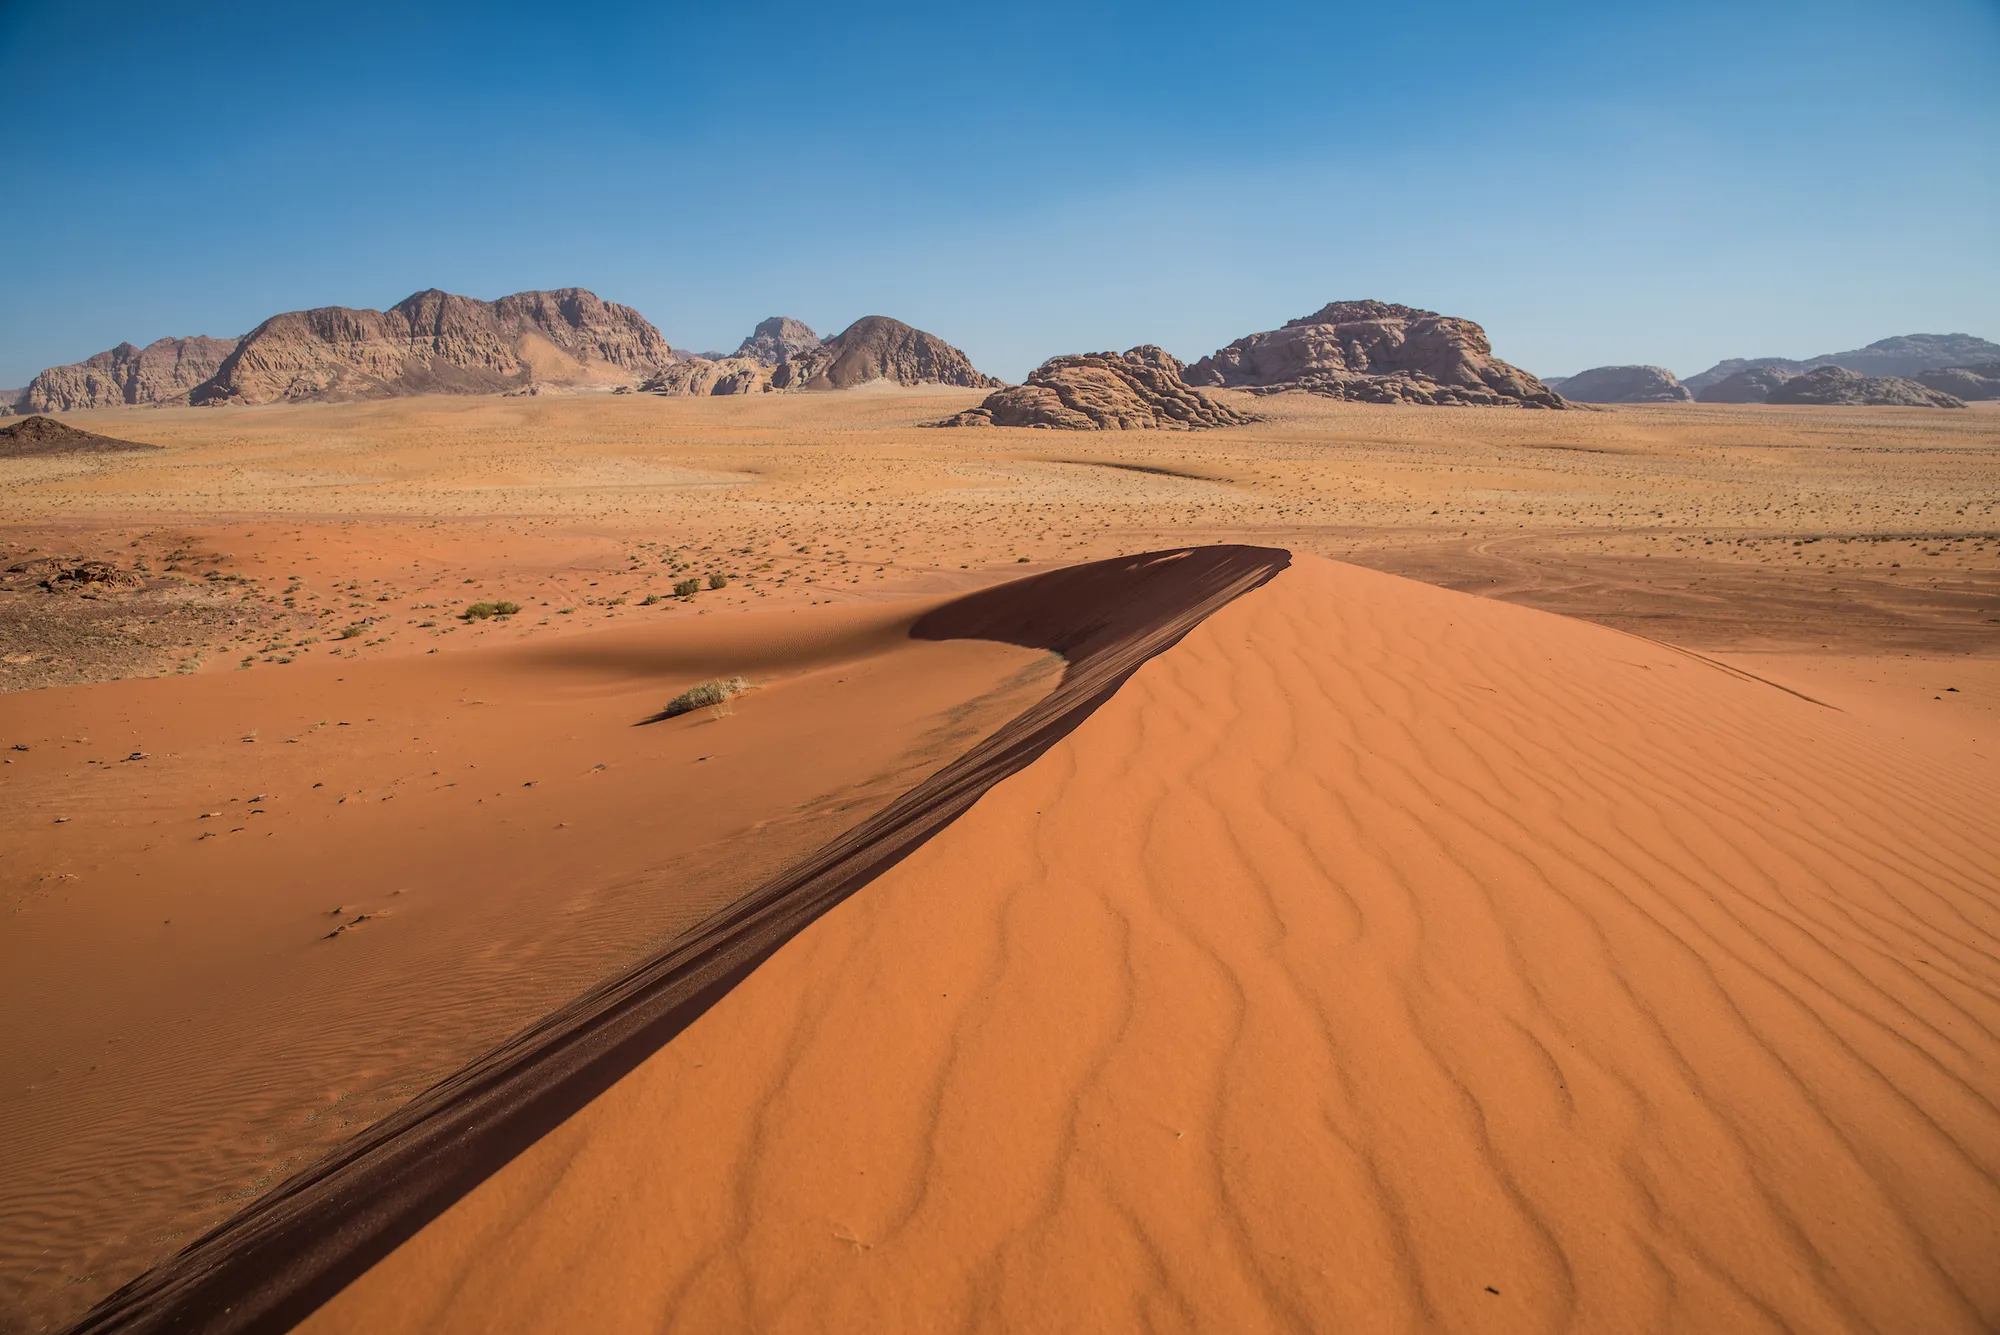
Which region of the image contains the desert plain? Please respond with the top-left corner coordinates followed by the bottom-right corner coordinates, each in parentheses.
top-left (2, 388), bottom-right (1998, 1332)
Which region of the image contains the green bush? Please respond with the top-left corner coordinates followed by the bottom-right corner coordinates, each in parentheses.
top-left (663, 675), bottom-right (750, 719)
top-left (673, 578), bottom-right (702, 598)
top-left (462, 600), bottom-right (521, 621)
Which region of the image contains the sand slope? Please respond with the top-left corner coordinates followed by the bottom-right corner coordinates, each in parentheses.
top-left (298, 554), bottom-right (2000, 1333)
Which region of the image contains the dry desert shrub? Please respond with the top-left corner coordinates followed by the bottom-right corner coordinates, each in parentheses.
top-left (663, 675), bottom-right (750, 719)
top-left (461, 600), bottom-right (521, 621)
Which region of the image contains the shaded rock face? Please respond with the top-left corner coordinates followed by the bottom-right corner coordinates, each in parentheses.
top-left (1914, 362), bottom-right (2000, 401)
top-left (1684, 333), bottom-right (2000, 395)
top-left (191, 288), bottom-right (675, 405)
top-left (733, 317), bottom-right (821, 366)
top-left (0, 415), bottom-right (161, 457)
top-left (1698, 366), bottom-right (1798, 403)
top-left (1185, 300), bottom-right (1565, 408)
top-left (768, 316), bottom-right (998, 391)
top-left (18, 336), bottom-right (238, 413)
top-left (1762, 365), bottom-right (1965, 408)
top-left (641, 357), bottom-right (773, 397)
top-left (1551, 365), bottom-right (1691, 404)
top-left (934, 347), bottom-right (1258, 431)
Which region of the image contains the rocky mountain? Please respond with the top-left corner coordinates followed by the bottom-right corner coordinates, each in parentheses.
top-left (935, 346), bottom-right (1258, 431)
top-left (9, 336), bottom-right (238, 414)
top-left (1548, 365), bottom-right (1691, 404)
top-left (1762, 365), bottom-right (1965, 408)
top-left (0, 415), bottom-right (161, 457)
top-left (1696, 366), bottom-right (1797, 403)
top-left (190, 288), bottom-right (675, 406)
top-left (642, 357), bottom-right (772, 397)
top-left (1184, 300), bottom-right (1565, 408)
top-left (767, 316), bottom-right (998, 391)
top-left (1914, 362), bottom-right (2000, 401)
top-left (1683, 332), bottom-right (2000, 395)
top-left (733, 317), bottom-right (821, 366)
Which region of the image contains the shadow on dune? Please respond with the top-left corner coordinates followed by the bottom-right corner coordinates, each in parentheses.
top-left (69, 545), bottom-right (1290, 1335)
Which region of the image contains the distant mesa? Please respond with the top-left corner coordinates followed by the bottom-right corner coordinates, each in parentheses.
top-left (9, 336), bottom-right (238, 414)
top-left (1761, 365), bottom-right (1965, 408)
top-left (1184, 300), bottom-right (1566, 408)
top-left (1683, 332), bottom-right (2000, 396)
top-left (1697, 366), bottom-right (1798, 404)
top-left (768, 316), bottom-right (999, 391)
top-left (734, 317), bottom-right (821, 367)
top-left (1913, 361), bottom-right (2000, 401)
top-left (190, 288), bottom-right (674, 406)
top-left (0, 414), bottom-right (161, 458)
top-left (935, 346), bottom-right (1258, 431)
top-left (1547, 365), bottom-right (1691, 404)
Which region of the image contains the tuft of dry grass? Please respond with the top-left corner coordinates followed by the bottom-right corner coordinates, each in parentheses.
top-left (663, 675), bottom-right (750, 719)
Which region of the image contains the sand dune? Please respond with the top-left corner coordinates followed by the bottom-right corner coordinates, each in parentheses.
top-left (282, 554), bottom-right (2000, 1334)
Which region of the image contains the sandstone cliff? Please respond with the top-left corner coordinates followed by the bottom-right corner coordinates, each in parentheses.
top-left (15, 336), bottom-right (239, 413)
top-left (1697, 366), bottom-right (1797, 403)
top-left (734, 317), bottom-right (821, 366)
top-left (1914, 362), bottom-right (2000, 401)
top-left (190, 288), bottom-right (675, 406)
top-left (767, 316), bottom-right (998, 391)
top-left (1549, 364), bottom-right (1691, 404)
top-left (642, 357), bottom-right (773, 396)
top-left (934, 347), bottom-right (1256, 430)
top-left (1762, 365), bottom-right (1965, 408)
top-left (1184, 300), bottom-right (1565, 408)
top-left (1684, 333), bottom-right (2000, 396)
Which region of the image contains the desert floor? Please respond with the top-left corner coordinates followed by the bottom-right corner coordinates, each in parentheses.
top-left (2, 388), bottom-right (1996, 1332)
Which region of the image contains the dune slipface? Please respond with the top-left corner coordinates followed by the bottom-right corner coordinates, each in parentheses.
top-left (290, 554), bottom-right (2000, 1335)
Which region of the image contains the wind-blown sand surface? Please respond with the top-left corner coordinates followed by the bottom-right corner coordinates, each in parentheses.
top-left (4, 390), bottom-right (1996, 1331)
top-left (299, 555), bottom-right (2000, 1334)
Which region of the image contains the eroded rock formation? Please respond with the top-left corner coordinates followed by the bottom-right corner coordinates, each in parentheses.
top-left (15, 337), bottom-right (238, 413)
top-left (934, 347), bottom-right (1256, 430)
top-left (641, 357), bottom-right (772, 396)
top-left (191, 288), bottom-right (675, 405)
top-left (1184, 300), bottom-right (1565, 408)
top-left (768, 316), bottom-right (997, 391)
top-left (0, 415), bottom-right (161, 457)
top-left (1697, 366), bottom-right (1798, 403)
top-left (1550, 365), bottom-right (1691, 404)
top-left (1762, 365), bottom-right (1965, 408)
top-left (733, 317), bottom-right (821, 366)
top-left (1914, 362), bottom-right (2000, 401)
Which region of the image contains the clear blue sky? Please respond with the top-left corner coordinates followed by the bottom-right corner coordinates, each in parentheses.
top-left (2, 0), bottom-right (1995, 386)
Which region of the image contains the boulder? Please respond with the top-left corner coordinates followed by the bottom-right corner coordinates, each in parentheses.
top-left (1184, 300), bottom-right (1565, 408)
top-left (768, 316), bottom-right (998, 391)
top-left (1762, 365), bottom-right (1965, 408)
top-left (934, 348), bottom-right (1257, 430)
top-left (1549, 365), bottom-right (1691, 404)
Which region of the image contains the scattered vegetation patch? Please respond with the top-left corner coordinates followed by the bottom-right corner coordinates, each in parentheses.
top-left (461, 600), bottom-right (521, 621)
top-left (662, 675), bottom-right (750, 719)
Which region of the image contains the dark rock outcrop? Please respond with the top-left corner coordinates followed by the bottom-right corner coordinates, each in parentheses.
top-left (191, 288), bottom-right (675, 405)
top-left (1762, 365), bottom-right (1965, 408)
top-left (1697, 366), bottom-right (1799, 403)
top-left (1184, 300), bottom-right (1565, 408)
top-left (767, 316), bottom-right (998, 391)
top-left (0, 415), bottom-right (161, 457)
top-left (16, 336), bottom-right (239, 413)
top-left (934, 347), bottom-right (1257, 430)
top-left (1914, 362), bottom-right (2000, 401)
top-left (1550, 365), bottom-right (1691, 404)
top-left (733, 317), bottom-right (821, 367)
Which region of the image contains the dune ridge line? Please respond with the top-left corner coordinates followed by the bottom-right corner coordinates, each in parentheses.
top-left (64, 544), bottom-right (1290, 1335)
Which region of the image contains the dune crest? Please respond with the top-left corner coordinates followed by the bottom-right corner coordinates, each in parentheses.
top-left (300, 554), bottom-right (2000, 1335)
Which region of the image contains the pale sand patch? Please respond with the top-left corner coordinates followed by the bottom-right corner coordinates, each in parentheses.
top-left (304, 555), bottom-right (2000, 1334)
